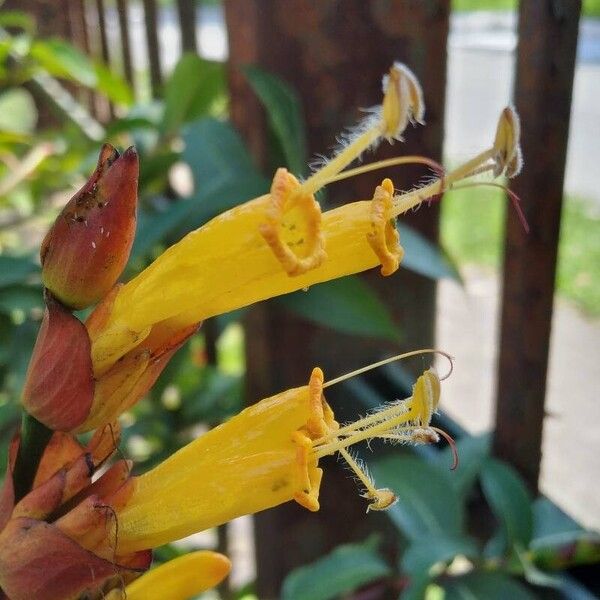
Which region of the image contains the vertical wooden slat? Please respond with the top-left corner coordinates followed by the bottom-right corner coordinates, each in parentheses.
top-left (116, 0), bottom-right (135, 88)
top-left (94, 0), bottom-right (114, 119)
top-left (226, 1), bottom-right (449, 596)
top-left (143, 0), bottom-right (163, 97)
top-left (494, 0), bottom-right (581, 491)
top-left (176, 0), bottom-right (198, 54)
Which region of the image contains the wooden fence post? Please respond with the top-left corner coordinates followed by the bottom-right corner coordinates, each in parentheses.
top-left (225, 1), bottom-right (449, 596)
top-left (494, 0), bottom-right (581, 492)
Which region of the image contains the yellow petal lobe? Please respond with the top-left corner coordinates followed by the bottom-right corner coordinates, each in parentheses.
top-left (113, 368), bottom-right (337, 554)
top-left (105, 551), bottom-right (231, 600)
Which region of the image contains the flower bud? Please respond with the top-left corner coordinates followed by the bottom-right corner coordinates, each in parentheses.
top-left (41, 144), bottom-right (138, 310)
top-left (22, 294), bottom-right (94, 431)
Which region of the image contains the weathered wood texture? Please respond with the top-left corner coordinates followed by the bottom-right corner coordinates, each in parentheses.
top-left (225, 1), bottom-right (449, 596)
top-left (494, 0), bottom-right (581, 492)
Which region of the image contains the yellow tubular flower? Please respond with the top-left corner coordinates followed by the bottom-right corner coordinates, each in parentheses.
top-left (112, 350), bottom-right (452, 554)
top-left (104, 551), bottom-right (231, 600)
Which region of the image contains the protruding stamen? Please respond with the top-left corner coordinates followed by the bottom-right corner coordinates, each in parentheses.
top-left (381, 62), bottom-right (425, 140)
top-left (431, 427), bottom-right (459, 471)
top-left (323, 348), bottom-right (453, 388)
top-left (449, 181), bottom-right (530, 234)
top-left (492, 106), bottom-right (523, 178)
top-left (296, 62), bottom-right (425, 199)
top-left (312, 365), bottom-right (450, 511)
top-left (337, 448), bottom-right (397, 512)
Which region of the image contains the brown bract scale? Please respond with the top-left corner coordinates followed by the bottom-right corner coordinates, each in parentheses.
top-left (21, 294), bottom-right (94, 431)
top-left (40, 144), bottom-right (138, 310)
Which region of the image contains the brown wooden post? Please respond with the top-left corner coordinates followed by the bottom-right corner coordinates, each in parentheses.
top-left (142, 0), bottom-right (163, 97)
top-left (94, 0), bottom-right (115, 119)
top-left (176, 0), bottom-right (198, 54)
top-left (494, 0), bottom-right (581, 491)
top-left (225, 1), bottom-right (449, 596)
top-left (116, 0), bottom-right (135, 88)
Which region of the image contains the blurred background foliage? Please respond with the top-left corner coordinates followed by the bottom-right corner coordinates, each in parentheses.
top-left (0, 3), bottom-right (598, 599)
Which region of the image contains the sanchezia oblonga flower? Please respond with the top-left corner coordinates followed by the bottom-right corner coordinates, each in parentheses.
top-left (0, 63), bottom-right (524, 600)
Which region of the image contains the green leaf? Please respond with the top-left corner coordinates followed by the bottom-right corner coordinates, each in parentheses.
top-left (480, 458), bottom-right (533, 548)
top-left (30, 39), bottom-right (96, 87)
top-left (182, 117), bottom-right (262, 187)
top-left (93, 62), bottom-right (134, 106)
top-left (398, 224), bottom-right (459, 281)
top-left (0, 88), bottom-right (37, 134)
top-left (161, 54), bottom-right (225, 135)
top-left (0, 10), bottom-right (35, 34)
top-left (281, 540), bottom-right (391, 600)
top-left (530, 499), bottom-right (600, 570)
top-left (0, 285), bottom-right (43, 315)
top-left (277, 276), bottom-right (401, 342)
top-left (401, 533), bottom-right (479, 575)
top-left (441, 572), bottom-right (537, 600)
top-left (371, 455), bottom-right (464, 540)
top-left (0, 256), bottom-right (39, 288)
top-left (243, 65), bottom-right (307, 175)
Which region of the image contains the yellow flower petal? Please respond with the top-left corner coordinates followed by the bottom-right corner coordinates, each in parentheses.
top-left (113, 368), bottom-right (336, 554)
top-left (90, 176), bottom-right (402, 376)
top-left (105, 551), bottom-right (231, 600)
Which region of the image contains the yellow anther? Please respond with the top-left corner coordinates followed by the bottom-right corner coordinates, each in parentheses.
top-left (492, 106), bottom-right (523, 178)
top-left (381, 62), bottom-right (425, 140)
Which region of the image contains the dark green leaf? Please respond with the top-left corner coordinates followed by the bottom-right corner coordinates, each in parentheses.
top-left (398, 224), bottom-right (459, 281)
top-left (401, 533), bottom-right (479, 574)
top-left (0, 256), bottom-right (39, 288)
top-left (442, 572), bottom-right (537, 600)
top-left (0, 286), bottom-right (43, 315)
top-left (161, 54), bottom-right (226, 135)
top-left (371, 455), bottom-right (464, 540)
top-left (182, 117), bottom-right (261, 187)
top-left (243, 65), bottom-right (307, 175)
top-left (480, 458), bottom-right (533, 548)
top-left (281, 540), bottom-right (390, 600)
top-left (277, 276), bottom-right (401, 342)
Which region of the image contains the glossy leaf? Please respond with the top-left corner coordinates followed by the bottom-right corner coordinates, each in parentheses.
top-left (182, 117), bottom-right (263, 188)
top-left (161, 54), bottom-right (225, 135)
top-left (277, 276), bottom-right (401, 342)
top-left (243, 65), bottom-right (307, 175)
top-left (401, 533), bottom-right (479, 575)
top-left (480, 458), bottom-right (533, 548)
top-left (398, 223), bottom-right (459, 281)
top-left (281, 540), bottom-right (390, 600)
top-left (441, 572), bottom-right (536, 600)
top-left (371, 455), bottom-right (464, 540)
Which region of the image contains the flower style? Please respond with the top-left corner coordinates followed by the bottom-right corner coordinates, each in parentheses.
top-left (0, 62), bottom-right (523, 600)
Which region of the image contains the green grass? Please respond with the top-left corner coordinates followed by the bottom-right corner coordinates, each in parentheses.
top-left (441, 187), bottom-right (600, 317)
top-left (452, 0), bottom-right (600, 17)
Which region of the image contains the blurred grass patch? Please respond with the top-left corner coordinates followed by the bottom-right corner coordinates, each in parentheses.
top-left (452, 0), bottom-right (600, 17)
top-left (440, 187), bottom-right (600, 316)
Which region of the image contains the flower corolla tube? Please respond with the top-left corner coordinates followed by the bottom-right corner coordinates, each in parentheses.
top-left (0, 62), bottom-right (524, 600)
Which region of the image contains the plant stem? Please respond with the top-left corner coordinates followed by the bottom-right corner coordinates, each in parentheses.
top-left (12, 412), bottom-right (54, 502)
